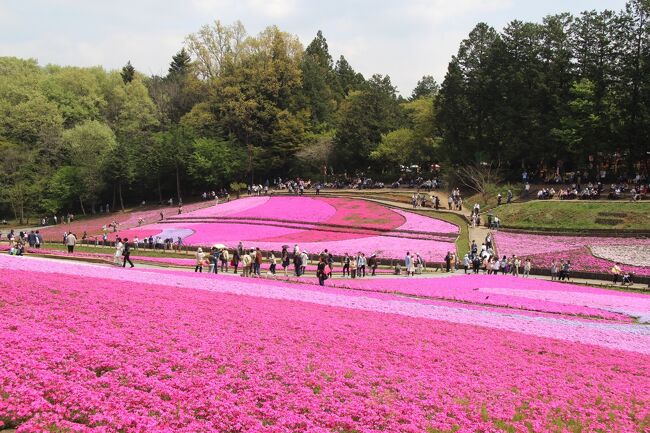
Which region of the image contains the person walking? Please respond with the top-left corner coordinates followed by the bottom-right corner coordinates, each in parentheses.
top-left (357, 253), bottom-right (366, 277)
top-left (232, 249), bottom-right (240, 274)
top-left (405, 252), bottom-right (414, 277)
top-left (208, 249), bottom-right (218, 274)
top-left (513, 256), bottom-right (521, 277)
top-left (293, 251), bottom-right (302, 277)
top-left (418, 253), bottom-right (427, 274)
top-left (114, 238), bottom-right (124, 266)
top-left (254, 247), bottom-right (263, 276)
top-left (300, 250), bottom-right (309, 276)
top-left (368, 254), bottom-right (377, 276)
top-left (350, 255), bottom-right (358, 278)
top-left (281, 246), bottom-right (290, 276)
top-left (66, 232), bottom-right (77, 253)
top-left (317, 256), bottom-right (328, 286)
top-left (550, 260), bottom-right (558, 281)
top-left (220, 249), bottom-right (229, 273)
top-left (463, 253), bottom-right (470, 274)
top-left (611, 263), bottom-right (622, 284)
top-left (122, 238), bottom-right (134, 268)
top-left (327, 252), bottom-right (334, 278)
top-left (342, 253), bottom-right (351, 277)
top-left (195, 248), bottom-right (205, 272)
top-left (269, 252), bottom-right (277, 275)
top-left (34, 230), bottom-right (42, 248)
top-left (523, 258), bottom-right (532, 277)
top-left (444, 251), bottom-right (451, 273)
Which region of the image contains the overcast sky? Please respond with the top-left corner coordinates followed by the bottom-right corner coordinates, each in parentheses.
top-left (0, 0), bottom-right (628, 95)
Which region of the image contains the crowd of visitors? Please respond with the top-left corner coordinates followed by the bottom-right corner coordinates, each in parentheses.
top-left (191, 242), bottom-right (387, 286)
top-left (460, 235), bottom-right (533, 277)
top-left (1, 229), bottom-right (43, 256)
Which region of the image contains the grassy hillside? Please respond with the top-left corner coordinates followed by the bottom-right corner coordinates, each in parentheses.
top-left (493, 201), bottom-right (650, 231)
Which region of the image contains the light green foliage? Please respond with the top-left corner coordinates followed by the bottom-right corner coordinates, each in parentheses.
top-left (62, 120), bottom-right (116, 212)
top-left (187, 138), bottom-right (243, 186)
top-left (41, 66), bottom-right (106, 127)
top-left (371, 97), bottom-right (440, 169)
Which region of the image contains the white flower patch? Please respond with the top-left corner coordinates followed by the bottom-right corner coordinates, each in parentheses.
top-left (590, 245), bottom-right (650, 268)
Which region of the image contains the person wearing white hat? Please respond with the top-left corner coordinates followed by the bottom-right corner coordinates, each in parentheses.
top-left (195, 248), bottom-right (205, 272)
top-left (300, 250), bottom-right (309, 276)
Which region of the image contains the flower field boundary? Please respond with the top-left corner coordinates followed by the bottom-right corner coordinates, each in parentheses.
top-left (160, 217), bottom-right (458, 240)
top-left (2, 255), bottom-right (649, 355)
top-left (497, 226), bottom-right (650, 237)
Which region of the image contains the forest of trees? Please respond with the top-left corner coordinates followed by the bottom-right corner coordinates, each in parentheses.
top-left (0, 1), bottom-right (648, 221)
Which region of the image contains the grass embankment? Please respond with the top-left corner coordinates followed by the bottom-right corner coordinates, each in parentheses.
top-left (406, 210), bottom-right (469, 258)
top-left (491, 201), bottom-right (650, 232)
top-left (20, 242), bottom-right (195, 258)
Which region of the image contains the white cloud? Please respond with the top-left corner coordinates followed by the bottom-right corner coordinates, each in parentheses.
top-left (0, 0), bottom-right (627, 95)
top-left (401, 0), bottom-right (513, 22)
top-left (247, 0), bottom-right (297, 18)
top-left (190, 0), bottom-right (297, 19)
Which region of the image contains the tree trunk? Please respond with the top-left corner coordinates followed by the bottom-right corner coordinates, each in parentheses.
top-left (247, 142), bottom-right (254, 185)
top-left (112, 184), bottom-right (116, 212)
top-left (79, 196), bottom-right (86, 216)
top-left (19, 202), bottom-right (24, 225)
top-left (118, 183), bottom-right (125, 212)
top-left (175, 161), bottom-right (182, 203)
top-left (157, 176), bottom-right (163, 204)
top-left (10, 201), bottom-right (17, 222)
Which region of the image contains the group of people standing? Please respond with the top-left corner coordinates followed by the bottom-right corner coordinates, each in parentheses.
top-left (342, 252), bottom-right (379, 278)
top-left (192, 243), bottom-right (383, 286)
top-left (403, 251), bottom-right (426, 276)
top-left (461, 236), bottom-right (532, 277)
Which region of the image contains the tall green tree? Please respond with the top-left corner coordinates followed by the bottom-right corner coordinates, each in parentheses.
top-left (187, 138), bottom-right (243, 187)
top-left (62, 120), bottom-right (116, 213)
top-left (121, 61), bottom-right (135, 84)
top-left (334, 55), bottom-right (365, 96)
top-left (300, 30), bottom-right (336, 126)
top-left (437, 23), bottom-right (500, 162)
top-left (333, 74), bottom-right (402, 173)
top-left (410, 75), bottom-right (439, 100)
top-left (107, 78), bottom-right (159, 209)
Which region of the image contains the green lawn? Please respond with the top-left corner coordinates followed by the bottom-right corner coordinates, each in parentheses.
top-left (19, 242), bottom-right (196, 258)
top-left (492, 201), bottom-right (650, 231)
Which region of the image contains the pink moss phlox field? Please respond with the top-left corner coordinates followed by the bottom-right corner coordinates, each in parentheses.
top-left (1, 257), bottom-right (649, 432)
top-left (495, 231), bottom-right (650, 256)
top-left (173, 196), bottom-right (270, 218)
top-left (317, 198), bottom-right (405, 229)
top-left (495, 231), bottom-right (650, 274)
top-left (37, 201), bottom-right (213, 241)
top-left (392, 209), bottom-right (459, 234)
top-left (327, 274), bottom-right (647, 322)
top-left (525, 247), bottom-right (650, 277)
top-left (116, 197), bottom-right (458, 260)
top-left (230, 196), bottom-right (337, 222)
top-left (2, 256), bottom-right (649, 354)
